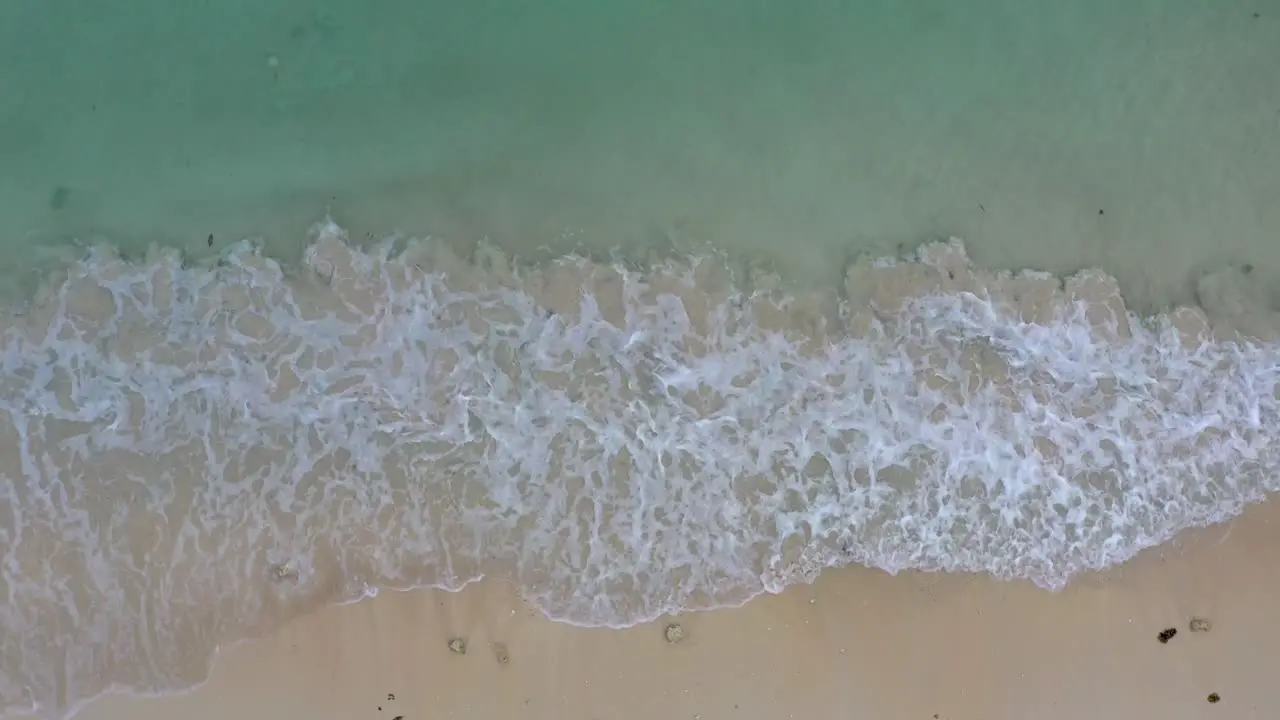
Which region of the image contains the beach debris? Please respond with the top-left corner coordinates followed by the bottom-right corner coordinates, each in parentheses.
top-left (1157, 627), bottom-right (1177, 644)
top-left (1207, 692), bottom-right (1220, 704)
top-left (492, 642), bottom-right (510, 665)
top-left (447, 637), bottom-right (467, 654)
top-left (1189, 616), bottom-right (1212, 632)
top-left (269, 561), bottom-right (298, 581)
top-left (664, 623), bottom-right (685, 643)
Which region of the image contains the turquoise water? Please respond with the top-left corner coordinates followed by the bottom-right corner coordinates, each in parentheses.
top-left (3, 2), bottom-right (1280, 718)
top-left (3, 1), bottom-right (1279, 302)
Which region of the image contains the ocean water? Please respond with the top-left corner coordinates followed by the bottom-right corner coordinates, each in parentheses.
top-left (2, 0), bottom-right (1280, 717)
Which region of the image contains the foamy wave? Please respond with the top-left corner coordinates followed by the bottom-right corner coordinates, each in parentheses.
top-left (1, 221), bottom-right (1278, 716)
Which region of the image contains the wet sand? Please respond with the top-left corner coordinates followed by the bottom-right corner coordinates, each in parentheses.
top-left (48, 498), bottom-right (1275, 720)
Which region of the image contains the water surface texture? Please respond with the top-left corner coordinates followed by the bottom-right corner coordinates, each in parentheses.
top-left (3, 1), bottom-right (1279, 300)
top-left (1, 1), bottom-right (1279, 717)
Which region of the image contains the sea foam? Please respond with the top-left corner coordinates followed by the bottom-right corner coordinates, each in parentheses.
top-left (1, 220), bottom-right (1277, 717)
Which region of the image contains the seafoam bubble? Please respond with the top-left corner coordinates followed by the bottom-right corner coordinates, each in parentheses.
top-left (0, 221), bottom-right (1278, 718)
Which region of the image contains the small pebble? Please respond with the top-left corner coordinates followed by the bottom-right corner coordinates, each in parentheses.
top-left (447, 637), bottom-right (466, 654)
top-left (664, 623), bottom-right (685, 643)
top-left (1207, 692), bottom-right (1220, 704)
top-left (269, 561), bottom-right (297, 581)
top-left (1157, 627), bottom-right (1177, 644)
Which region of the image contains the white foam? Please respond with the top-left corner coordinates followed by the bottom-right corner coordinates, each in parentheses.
top-left (1, 221), bottom-right (1278, 717)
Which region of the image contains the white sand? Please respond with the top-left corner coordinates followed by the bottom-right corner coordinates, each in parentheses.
top-left (51, 498), bottom-right (1275, 720)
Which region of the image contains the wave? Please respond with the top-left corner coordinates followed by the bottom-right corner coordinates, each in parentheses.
top-left (1, 220), bottom-right (1278, 717)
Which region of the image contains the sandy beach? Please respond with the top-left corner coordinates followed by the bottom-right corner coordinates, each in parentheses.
top-left (3, 5), bottom-right (1279, 720)
top-left (46, 496), bottom-right (1273, 720)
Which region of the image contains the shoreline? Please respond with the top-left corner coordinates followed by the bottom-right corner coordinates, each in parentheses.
top-left (4, 228), bottom-right (1279, 719)
top-left (31, 497), bottom-right (1276, 720)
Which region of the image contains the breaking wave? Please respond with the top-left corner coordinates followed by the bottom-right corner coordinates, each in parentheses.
top-left (2, 221), bottom-right (1278, 716)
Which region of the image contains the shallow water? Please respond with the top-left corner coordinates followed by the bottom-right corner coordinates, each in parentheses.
top-left (2, 1), bottom-right (1280, 718)
top-left (4, 1), bottom-right (1280, 303)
